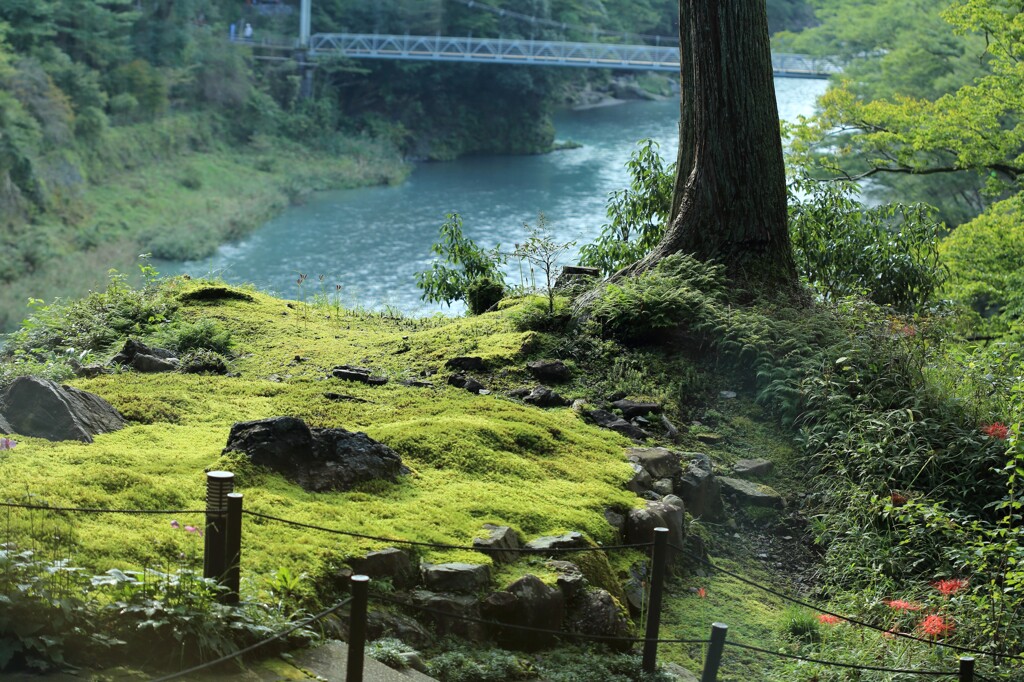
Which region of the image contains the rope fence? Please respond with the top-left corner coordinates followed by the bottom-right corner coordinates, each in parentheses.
top-left (4, 471), bottom-right (1020, 682)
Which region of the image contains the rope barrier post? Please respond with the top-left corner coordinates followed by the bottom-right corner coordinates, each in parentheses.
top-left (203, 471), bottom-right (234, 587)
top-left (224, 492), bottom-right (243, 605)
top-left (346, 575), bottom-right (370, 682)
top-left (642, 527), bottom-right (670, 674)
top-left (701, 623), bottom-right (728, 682)
top-left (959, 657), bottom-right (974, 682)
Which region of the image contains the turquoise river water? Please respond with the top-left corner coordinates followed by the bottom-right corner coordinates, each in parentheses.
top-left (160, 78), bottom-right (827, 314)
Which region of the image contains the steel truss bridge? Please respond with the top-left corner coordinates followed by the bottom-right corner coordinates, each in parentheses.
top-left (306, 33), bottom-right (839, 79)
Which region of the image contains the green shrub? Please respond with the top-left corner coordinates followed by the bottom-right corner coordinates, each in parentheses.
top-left (153, 318), bottom-right (232, 355)
top-left (788, 175), bottom-right (948, 314)
top-left (465, 276), bottom-right (505, 315)
top-left (426, 644), bottom-right (533, 682)
top-left (367, 638), bottom-right (414, 670)
top-left (415, 213), bottom-right (506, 312)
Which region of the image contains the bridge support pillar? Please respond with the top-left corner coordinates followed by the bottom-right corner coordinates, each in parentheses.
top-left (297, 51), bottom-right (314, 100)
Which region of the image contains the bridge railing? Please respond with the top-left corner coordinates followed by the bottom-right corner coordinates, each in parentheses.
top-left (308, 33), bottom-right (841, 77)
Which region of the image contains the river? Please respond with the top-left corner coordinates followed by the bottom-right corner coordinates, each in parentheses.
top-left (160, 78), bottom-right (827, 315)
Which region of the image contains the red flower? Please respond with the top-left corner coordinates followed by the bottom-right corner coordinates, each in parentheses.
top-left (932, 578), bottom-right (968, 597)
top-left (890, 491), bottom-right (908, 506)
top-left (918, 614), bottom-right (954, 638)
top-left (886, 599), bottom-right (922, 612)
top-left (901, 324), bottom-right (917, 338)
top-left (697, 587), bottom-right (707, 599)
top-left (817, 614), bottom-right (842, 625)
top-left (981, 422), bottom-right (1010, 440)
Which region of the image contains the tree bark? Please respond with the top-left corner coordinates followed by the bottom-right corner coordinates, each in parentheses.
top-left (642, 0), bottom-right (796, 289)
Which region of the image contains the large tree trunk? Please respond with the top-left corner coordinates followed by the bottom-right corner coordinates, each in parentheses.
top-left (639, 0), bottom-right (797, 288)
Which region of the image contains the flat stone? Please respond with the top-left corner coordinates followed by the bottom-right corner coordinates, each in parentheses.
top-left (349, 547), bottom-right (417, 588)
top-left (733, 458), bottom-right (773, 477)
top-left (524, 532), bottom-right (589, 553)
top-left (696, 432), bottom-right (723, 444)
top-left (324, 393), bottom-right (369, 403)
top-left (332, 365), bottom-right (387, 385)
top-left (447, 374), bottom-right (485, 393)
top-left (584, 409), bottom-right (649, 440)
top-left (719, 476), bottom-right (785, 508)
top-left (445, 356), bottom-right (485, 371)
top-left (719, 390), bottom-right (738, 399)
top-left (522, 386), bottom-right (569, 408)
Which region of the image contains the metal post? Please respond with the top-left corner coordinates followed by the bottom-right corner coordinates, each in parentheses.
top-left (959, 657), bottom-right (975, 682)
top-left (642, 527), bottom-right (670, 674)
top-left (701, 623), bottom-right (728, 682)
top-left (299, 0), bottom-right (311, 48)
top-left (346, 575), bottom-right (370, 682)
top-left (203, 471), bottom-right (234, 584)
top-left (224, 493), bottom-right (243, 605)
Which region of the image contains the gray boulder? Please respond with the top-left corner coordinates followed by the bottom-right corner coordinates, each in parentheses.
top-left (652, 478), bottom-right (674, 496)
top-left (0, 376), bottom-right (126, 443)
top-left (366, 610), bottom-right (435, 649)
top-left (548, 561), bottom-right (586, 601)
top-left (111, 338), bottom-right (178, 373)
top-left (331, 365), bottom-right (388, 385)
top-left (473, 524), bottom-right (522, 565)
top-left (677, 453), bottom-right (724, 521)
top-left (0, 413), bottom-right (12, 435)
top-left (448, 374), bottom-right (485, 393)
top-left (481, 574), bottom-right (564, 650)
top-left (421, 562), bottom-right (490, 594)
top-left (222, 416), bottom-right (408, 492)
top-left (348, 548), bottom-right (418, 589)
top-left (626, 463), bottom-right (653, 495)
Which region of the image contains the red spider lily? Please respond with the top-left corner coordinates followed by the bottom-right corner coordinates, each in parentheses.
top-left (886, 599), bottom-right (922, 612)
top-left (890, 491), bottom-right (908, 506)
top-left (0, 437), bottom-right (16, 450)
top-left (184, 525), bottom-right (203, 537)
top-left (981, 422), bottom-right (1010, 440)
top-left (932, 578), bottom-right (968, 597)
top-left (697, 587), bottom-right (707, 599)
top-left (170, 519), bottom-right (180, 530)
top-left (817, 614), bottom-right (842, 625)
top-left (901, 324), bottom-right (917, 337)
top-left (918, 614), bottom-right (954, 638)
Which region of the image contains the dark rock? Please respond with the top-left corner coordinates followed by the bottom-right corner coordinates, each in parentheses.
top-left (548, 561), bottom-right (586, 601)
top-left (719, 477), bottom-right (785, 508)
top-left (565, 588), bottom-right (632, 650)
top-left (72, 363), bottom-right (109, 379)
top-left (111, 339), bottom-right (177, 368)
top-left (481, 575), bottom-right (564, 650)
top-left (473, 524), bottom-right (521, 565)
top-left (626, 463), bottom-right (653, 495)
top-left (222, 416), bottom-right (408, 492)
top-left (0, 377), bottom-right (126, 443)
top-left (332, 365), bottom-right (387, 385)
top-left (349, 548), bottom-right (418, 589)
top-left (130, 353), bottom-right (179, 373)
top-left (553, 266), bottom-right (600, 291)
top-left (421, 563), bottom-right (491, 594)
top-left (445, 357), bottom-right (486, 372)
top-left (507, 387), bottom-right (533, 399)
top-left (522, 386), bottom-right (569, 408)
top-left (179, 352), bottom-right (228, 375)
top-left (652, 478), bottom-right (674, 496)
top-left (611, 399), bottom-right (661, 420)
top-left (584, 409), bottom-right (649, 440)
top-left (660, 414), bottom-right (683, 440)
top-left (677, 453), bottom-right (724, 521)
top-left (696, 432), bottom-right (723, 444)
top-left (626, 499), bottom-right (685, 561)
top-left (0, 413), bottom-right (12, 435)
top-left (525, 532), bottom-right (589, 553)
top-left (627, 447), bottom-right (682, 480)
top-left (410, 591), bottom-right (484, 641)
top-left (526, 360), bottom-right (571, 383)
top-left (324, 393), bottom-right (369, 403)
top-left (623, 562), bottom-right (648, 615)
top-left (603, 509), bottom-right (626, 537)
top-left (366, 610), bottom-right (435, 649)
top-left (606, 391), bottom-right (628, 403)
top-left (447, 374), bottom-right (485, 393)
top-left (733, 458), bottom-right (774, 477)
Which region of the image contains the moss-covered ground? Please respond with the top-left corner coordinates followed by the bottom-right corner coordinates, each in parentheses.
top-left (0, 279), bottom-right (822, 678)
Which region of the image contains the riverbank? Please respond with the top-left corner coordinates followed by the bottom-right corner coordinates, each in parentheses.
top-left (0, 121), bottom-right (408, 331)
